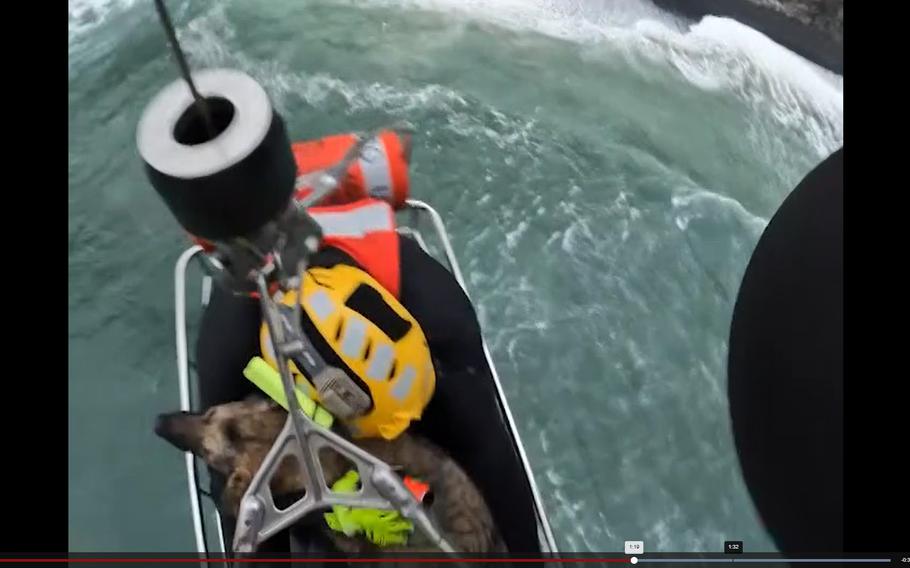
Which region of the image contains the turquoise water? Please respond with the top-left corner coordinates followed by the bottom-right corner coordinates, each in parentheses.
top-left (68, 0), bottom-right (843, 553)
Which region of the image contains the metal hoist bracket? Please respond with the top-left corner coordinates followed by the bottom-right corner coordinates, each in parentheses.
top-left (229, 123), bottom-right (453, 555)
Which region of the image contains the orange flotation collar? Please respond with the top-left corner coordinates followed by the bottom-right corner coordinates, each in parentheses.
top-left (188, 129), bottom-right (412, 296)
top-left (292, 130), bottom-right (411, 209)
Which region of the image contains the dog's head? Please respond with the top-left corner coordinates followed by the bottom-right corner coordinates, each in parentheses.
top-left (155, 396), bottom-right (503, 553)
top-left (154, 395), bottom-right (296, 513)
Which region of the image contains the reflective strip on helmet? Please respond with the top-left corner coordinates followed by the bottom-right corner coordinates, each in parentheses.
top-left (340, 317), bottom-right (368, 358)
top-left (366, 343), bottom-right (395, 381)
top-left (306, 290), bottom-right (335, 321)
top-left (310, 202), bottom-right (392, 238)
top-left (391, 365), bottom-right (416, 400)
top-left (358, 137), bottom-right (393, 200)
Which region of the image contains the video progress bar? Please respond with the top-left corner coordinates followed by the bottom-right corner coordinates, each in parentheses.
top-left (636, 560), bottom-right (890, 563)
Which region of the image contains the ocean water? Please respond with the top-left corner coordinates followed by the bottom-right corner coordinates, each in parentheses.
top-left (68, 0), bottom-right (843, 553)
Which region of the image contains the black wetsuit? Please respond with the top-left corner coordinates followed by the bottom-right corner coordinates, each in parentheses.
top-left (197, 235), bottom-right (542, 556)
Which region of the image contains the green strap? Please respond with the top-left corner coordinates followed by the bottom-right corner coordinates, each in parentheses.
top-left (242, 357), bottom-right (334, 428)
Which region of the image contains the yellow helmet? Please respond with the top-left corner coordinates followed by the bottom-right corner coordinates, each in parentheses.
top-left (260, 264), bottom-right (435, 440)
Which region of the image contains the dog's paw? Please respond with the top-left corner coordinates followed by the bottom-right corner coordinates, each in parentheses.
top-left (222, 467), bottom-right (253, 515)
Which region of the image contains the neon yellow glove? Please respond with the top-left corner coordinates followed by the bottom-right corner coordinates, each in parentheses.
top-left (323, 470), bottom-right (414, 547)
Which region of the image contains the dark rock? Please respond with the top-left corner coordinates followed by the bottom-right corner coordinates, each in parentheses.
top-left (651, 0), bottom-right (843, 74)
top-left (752, 0), bottom-right (842, 44)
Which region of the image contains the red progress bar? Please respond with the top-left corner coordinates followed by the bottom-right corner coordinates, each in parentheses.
top-left (0, 559), bottom-right (631, 564)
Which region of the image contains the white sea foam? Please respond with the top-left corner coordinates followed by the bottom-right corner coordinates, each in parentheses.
top-left (69, 0), bottom-right (140, 42)
top-left (672, 187), bottom-right (769, 238)
top-left (350, 0), bottom-right (842, 157)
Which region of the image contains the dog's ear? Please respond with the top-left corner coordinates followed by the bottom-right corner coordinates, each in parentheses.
top-left (221, 467), bottom-right (253, 516)
top-left (243, 392), bottom-right (279, 410)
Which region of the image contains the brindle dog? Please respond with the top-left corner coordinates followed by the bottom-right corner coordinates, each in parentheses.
top-left (155, 395), bottom-right (503, 554)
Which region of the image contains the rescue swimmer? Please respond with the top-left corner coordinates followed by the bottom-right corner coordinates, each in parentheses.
top-left (136, 68), bottom-right (542, 556)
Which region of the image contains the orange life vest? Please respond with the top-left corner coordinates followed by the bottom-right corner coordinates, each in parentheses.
top-left (308, 198), bottom-right (401, 299)
top-left (189, 129), bottom-right (411, 298)
top-left (292, 130), bottom-right (411, 209)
